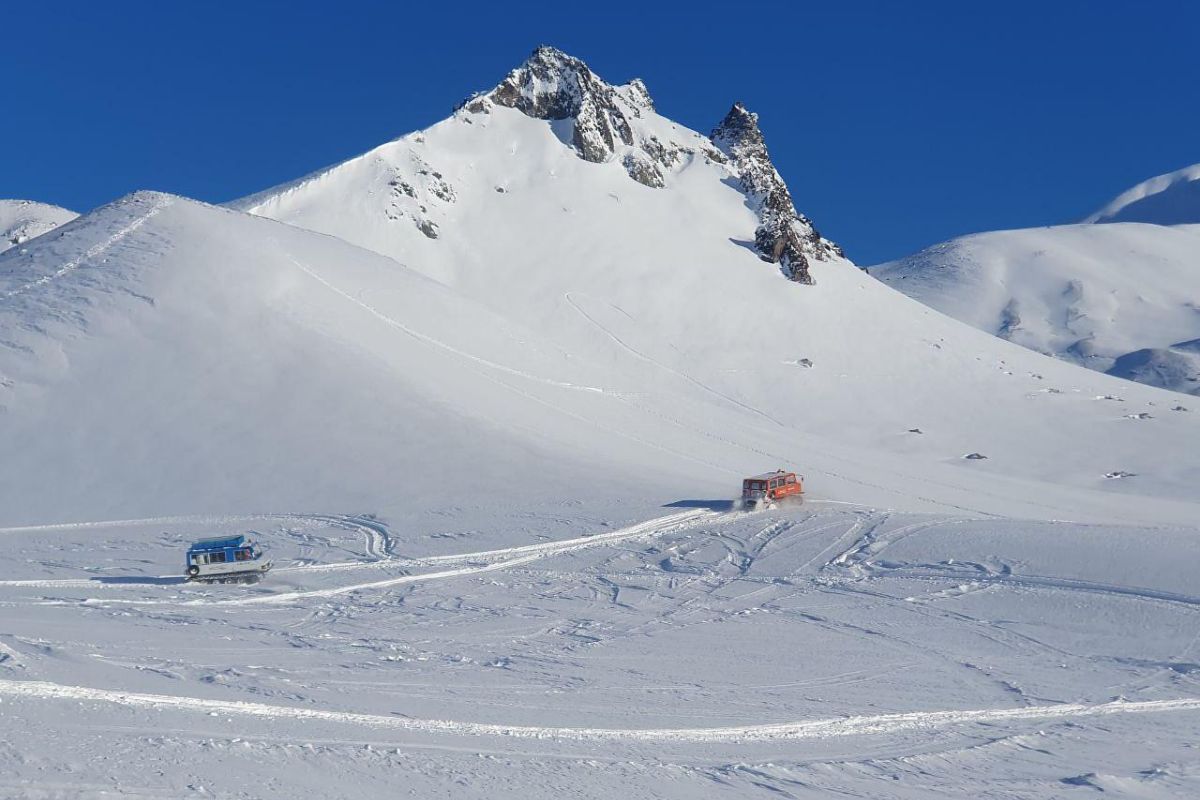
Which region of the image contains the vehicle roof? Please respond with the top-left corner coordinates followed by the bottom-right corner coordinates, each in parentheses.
top-left (745, 470), bottom-right (794, 481)
top-left (188, 534), bottom-right (246, 551)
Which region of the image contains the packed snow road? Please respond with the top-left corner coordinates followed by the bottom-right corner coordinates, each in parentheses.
top-left (2, 503), bottom-right (1199, 798)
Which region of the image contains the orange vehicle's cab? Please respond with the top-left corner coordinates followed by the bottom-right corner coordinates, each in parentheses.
top-left (741, 470), bottom-right (803, 508)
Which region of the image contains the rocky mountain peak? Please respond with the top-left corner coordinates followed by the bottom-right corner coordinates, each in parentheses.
top-left (711, 103), bottom-right (763, 164)
top-left (712, 103), bottom-right (841, 284)
top-left (477, 45), bottom-right (647, 165)
top-left (456, 51), bottom-right (839, 284)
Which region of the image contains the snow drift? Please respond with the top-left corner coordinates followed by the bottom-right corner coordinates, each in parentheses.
top-left (1085, 162), bottom-right (1200, 225)
top-left (0, 199), bottom-right (77, 253)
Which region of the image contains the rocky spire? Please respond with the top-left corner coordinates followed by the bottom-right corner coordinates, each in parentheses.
top-left (712, 103), bottom-right (841, 284)
top-left (480, 46), bottom-right (642, 164)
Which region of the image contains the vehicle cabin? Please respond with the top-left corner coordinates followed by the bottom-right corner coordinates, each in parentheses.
top-left (742, 470), bottom-right (803, 504)
top-left (185, 534), bottom-right (268, 580)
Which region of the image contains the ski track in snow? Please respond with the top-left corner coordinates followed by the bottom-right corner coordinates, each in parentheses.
top-left (1, 196), bottom-right (173, 299)
top-left (2, 678), bottom-right (1197, 744)
top-left (286, 255), bottom-right (609, 394)
top-left (563, 291), bottom-right (785, 427)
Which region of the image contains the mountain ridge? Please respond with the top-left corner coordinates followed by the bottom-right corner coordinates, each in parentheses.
top-left (238, 45), bottom-right (840, 284)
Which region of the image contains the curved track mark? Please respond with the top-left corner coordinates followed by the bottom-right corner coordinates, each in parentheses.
top-left (1, 679), bottom-right (1196, 743)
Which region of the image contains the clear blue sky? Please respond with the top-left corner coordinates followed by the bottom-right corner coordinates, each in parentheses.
top-left (4, 0), bottom-right (1197, 264)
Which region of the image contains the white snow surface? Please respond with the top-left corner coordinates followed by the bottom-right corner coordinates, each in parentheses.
top-left (2, 66), bottom-right (1200, 797)
top-left (1085, 163), bottom-right (1200, 225)
top-left (0, 199), bottom-right (77, 254)
top-left (871, 223), bottom-right (1200, 394)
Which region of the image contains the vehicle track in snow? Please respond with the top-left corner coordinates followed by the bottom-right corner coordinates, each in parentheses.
top-left (1, 678), bottom-right (1197, 744)
top-left (0, 512), bottom-right (394, 588)
top-left (881, 566), bottom-right (1200, 611)
top-left (0, 509), bottom-right (722, 603)
top-left (220, 509), bottom-right (719, 606)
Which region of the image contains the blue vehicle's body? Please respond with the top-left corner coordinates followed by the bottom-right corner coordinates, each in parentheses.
top-left (186, 534), bottom-right (271, 582)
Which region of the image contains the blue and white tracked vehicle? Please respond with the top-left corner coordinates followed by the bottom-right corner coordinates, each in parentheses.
top-left (185, 534), bottom-right (272, 583)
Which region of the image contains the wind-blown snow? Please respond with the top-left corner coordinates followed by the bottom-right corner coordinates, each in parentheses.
top-left (1085, 163), bottom-right (1200, 225)
top-left (0, 199), bottom-right (77, 254)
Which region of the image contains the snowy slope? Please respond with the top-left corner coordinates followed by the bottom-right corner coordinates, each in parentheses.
top-left (0, 198), bottom-right (77, 253)
top-left (4, 47), bottom-right (1200, 800)
top-left (5, 189), bottom-right (1197, 528)
top-left (1086, 162), bottom-right (1200, 224)
top-left (5, 505), bottom-right (1200, 799)
top-left (230, 51), bottom-right (1200, 517)
top-left (872, 223), bottom-right (1200, 394)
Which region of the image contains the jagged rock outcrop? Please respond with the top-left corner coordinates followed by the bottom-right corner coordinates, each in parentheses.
top-left (484, 46), bottom-right (638, 164)
top-left (461, 46), bottom-right (691, 188)
top-left (712, 103), bottom-right (841, 284)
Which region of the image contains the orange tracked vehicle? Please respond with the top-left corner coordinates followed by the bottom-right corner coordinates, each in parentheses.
top-left (741, 470), bottom-right (804, 509)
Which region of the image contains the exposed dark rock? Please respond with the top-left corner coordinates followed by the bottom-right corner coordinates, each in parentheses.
top-left (461, 96), bottom-right (491, 115)
top-left (416, 219), bottom-right (439, 239)
top-left (623, 152), bottom-right (665, 188)
top-left (711, 102), bottom-right (841, 284)
top-left (389, 179), bottom-right (416, 199)
top-left (642, 136), bottom-right (686, 169)
top-left (998, 299), bottom-right (1022, 339)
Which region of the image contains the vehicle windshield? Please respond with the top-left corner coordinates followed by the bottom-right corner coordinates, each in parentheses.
top-left (746, 480), bottom-right (766, 490)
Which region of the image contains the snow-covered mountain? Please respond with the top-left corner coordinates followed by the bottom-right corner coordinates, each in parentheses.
top-left (5, 46), bottom-right (1200, 800)
top-left (234, 46), bottom-right (840, 285)
top-left (873, 176), bottom-right (1200, 394)
top-left (0, 199), bottom-right (77, 253)
top-left (1085, 162), bottom-right (1200, 224)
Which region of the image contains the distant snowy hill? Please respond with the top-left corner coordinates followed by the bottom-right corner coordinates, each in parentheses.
top-left (0, 199), bottom-right (77, 253)
top-left (873, 173), bottom-right (1200, 395)
top-left (1085, 163), bottom-right (1200, 224)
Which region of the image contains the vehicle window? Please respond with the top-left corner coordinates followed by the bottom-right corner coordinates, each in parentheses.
top-left (210, 551), bottom-right (226, 564)
top-left (786, 475), bottom-right (796, 484)
top-left (236, 549), bottom-right (250, 561)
